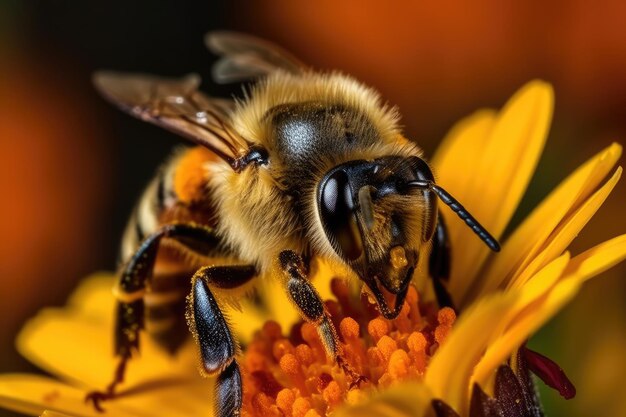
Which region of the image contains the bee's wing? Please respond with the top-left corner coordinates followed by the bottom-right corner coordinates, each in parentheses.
top-left (93, 71), bottom-right (250, 170)
top-left (206, 31), bottom-right (307, 84)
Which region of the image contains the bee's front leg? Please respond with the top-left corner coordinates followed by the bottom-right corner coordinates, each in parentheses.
top-left (278, 250), bottom-right (367, 388)
top-left (188, 265), bottom-right (256, 417)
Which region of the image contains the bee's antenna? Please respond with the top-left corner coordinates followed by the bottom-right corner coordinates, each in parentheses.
top-left (406, 180), bottom-right (500, 252)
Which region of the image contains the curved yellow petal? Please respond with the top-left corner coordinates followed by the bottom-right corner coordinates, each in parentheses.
top-left (508, 166), bottom-right (622, 290)
top-left (431, 109), bottom-right (496, 304)
top-left (66, 273), bottom-right (118, 323)
top-left (0, 373), bottom-right (213, 417)
top-left (473, 234), bottom-right (626, 390)
top-left (17, 279), bottom-right (203, 393)
top-left (434, 81), bottom-right (553, 305)
top-left (41, 411), bottom-right (77, 417)
top-left (425, 292), bottom-right (516, 414)
top-left (479, 143), bottom-right (622, 296)
top-left (334, 382), bottom-right (433, 417)
top-left (0, 374), bottom-right (135, 417)
top-left (471, 254), bottom-right (571, 388)
top-left (564, 234), bottom-right (626, 283)
top-left (472, 279), bottom-right (580, 392)
top-left (431, 109), bottom-right (497, 186)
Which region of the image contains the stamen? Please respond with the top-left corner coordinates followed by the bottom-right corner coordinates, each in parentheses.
top-left (292, 397), bottom-right (314, 417)
top-left (239, 279), bottom-right (472, 416)
top-left (279, 353), bottom-right (307, 393)
top-left (276, 389), bottom-right (295, 416)
top-left (434, 307), bottom-right (456, 346)
top-left (407, 332), bottom-right (428, 374)
top-left (367, 317), bottom-right (390, 341)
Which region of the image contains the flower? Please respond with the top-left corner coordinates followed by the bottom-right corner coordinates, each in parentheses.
top-left (1, 80), bottom-right (625, 417)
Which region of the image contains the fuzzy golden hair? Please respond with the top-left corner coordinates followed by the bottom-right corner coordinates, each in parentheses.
top-left (208, 71), bottom-right (427, 275)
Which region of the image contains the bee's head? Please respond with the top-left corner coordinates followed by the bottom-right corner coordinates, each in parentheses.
top-left (317, 156), bottom-right (499, 319)
top-left (316, 156), bottom-right (435, 319)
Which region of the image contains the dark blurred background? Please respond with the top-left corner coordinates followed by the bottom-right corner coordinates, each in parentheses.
top-left (0, 1), bottom-right (624, 416)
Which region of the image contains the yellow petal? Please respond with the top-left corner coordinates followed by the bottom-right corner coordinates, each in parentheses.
top-left (334, 381), bottom-right (433, 417)
top-left (66, 273), bottom-right (118, 323)
top-left (479, 143), bottom-right (622, 296)
top-left (17, 280), bottom-right (204, 393)
top-left (471, 254), bottom-right (571, 388)
top-left (508, 166), bottom-right (622, 290)
top-left (434, 81), bottom-right (554, 306)
top-left (473, 234), bottom-right (626, 390)
top-left (431, 109), bottom-right (497, 187)
top-left (564, 234), bottom-right (626, 283)
top-left (430, 109), bottom-right (496, 304)
top-left (0, 373), bottom-right (212, 417)
top-left (425, 292), bottom-right (516, 414)
top-left (41, 411), bottom-right (77, 417)
top-left (0, 374), bottom-right (135, 417)
top-left (472, 279), bottom-right (580, 392)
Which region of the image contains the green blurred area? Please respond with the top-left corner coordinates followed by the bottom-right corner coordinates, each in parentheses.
top-left (1, 1), bottom-right (624, 416)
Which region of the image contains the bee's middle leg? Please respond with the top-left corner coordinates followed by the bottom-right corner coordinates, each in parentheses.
top-left (278, 250), bottom-right (367, 387)
top-left (188, 264), bottom-right (256, 417)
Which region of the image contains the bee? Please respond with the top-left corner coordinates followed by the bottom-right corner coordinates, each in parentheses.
top-left (88, 32), bottom-right (499, 417)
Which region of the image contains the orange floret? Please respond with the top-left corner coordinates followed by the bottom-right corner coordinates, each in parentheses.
top-left (276, 389), bottom-right (295, 417)
top-left (239, 281), bottom-right (457, 417)
top-left (367, 317), bottom-right (389, 341)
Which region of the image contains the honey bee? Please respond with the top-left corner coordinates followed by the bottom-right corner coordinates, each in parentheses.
top-left (88, 32), bottom-right (499, 417)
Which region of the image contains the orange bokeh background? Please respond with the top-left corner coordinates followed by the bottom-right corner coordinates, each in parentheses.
top-left (1, 1), bottom-right (624, 416)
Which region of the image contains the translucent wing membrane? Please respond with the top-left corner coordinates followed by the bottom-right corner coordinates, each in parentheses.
top-left (206, 31), bottom-right (307, 84)
top-left (93, 71), bottom-right (250, 170)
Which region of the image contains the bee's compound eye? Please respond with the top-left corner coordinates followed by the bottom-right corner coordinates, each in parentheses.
top-left (319, 170), bottom-right (363, 260)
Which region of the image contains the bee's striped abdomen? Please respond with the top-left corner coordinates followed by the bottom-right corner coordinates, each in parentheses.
top-left (117, 147), bottom-right (224, 354)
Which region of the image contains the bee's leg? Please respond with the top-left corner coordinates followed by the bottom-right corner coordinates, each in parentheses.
top-left (278, 250), bottom-right (367, 388)
top-left (188, 265), bottom-right (256, 417)
top-left (429, 216), bottom-right (455, 309)
top-left (86, 223), bottom-right (220, 411)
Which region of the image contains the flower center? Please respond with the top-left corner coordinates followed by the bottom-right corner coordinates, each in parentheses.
top-left (240, 279), bottom-right (456, 417)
